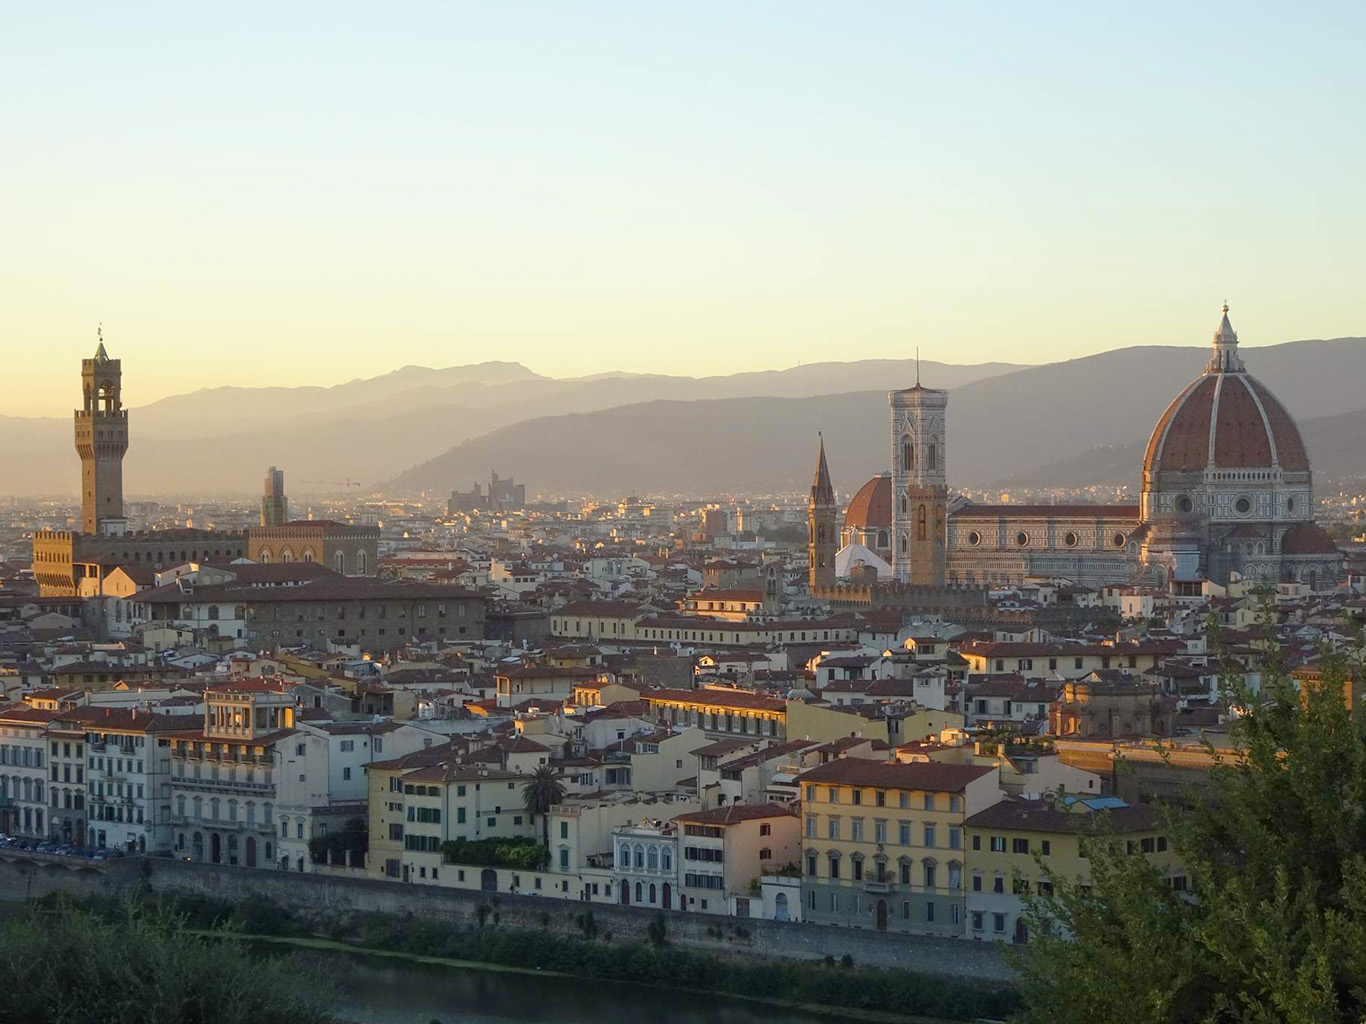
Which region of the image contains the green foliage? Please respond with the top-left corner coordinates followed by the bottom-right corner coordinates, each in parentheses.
top-left (439, 837), bottom-right (549, 870)
top-left (521, 765), bottom-right (567, 846)
top-left (0, 897), bottom-right (329, 1024)
top-left (646, 912), bottom-right (667, 947)
top-left (53, 890), bottom-right (1016, 1021)
top-left (1012, 632), bottom-right (1366, 1024)
top-left (306, 816), bottom-right (368, 866)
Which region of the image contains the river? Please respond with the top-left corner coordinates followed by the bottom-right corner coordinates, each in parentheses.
top-left (318, 947), bottom-right (955, 1024)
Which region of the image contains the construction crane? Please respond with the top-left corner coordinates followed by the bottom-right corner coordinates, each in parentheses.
top-left (301, 478), bottom-right (363, 489)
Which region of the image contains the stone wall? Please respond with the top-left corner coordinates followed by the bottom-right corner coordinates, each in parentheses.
top-left (143, 859), bottom-right (1011, 981)
top-left (0, 853), bottom-right (1012, 982)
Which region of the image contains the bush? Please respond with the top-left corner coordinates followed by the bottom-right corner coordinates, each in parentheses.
top-left (1, 898), bottom-right (329, 1023)
top-left (439, 837), bottom-right (549, 871)
top-left (307, 816), bottom-right (368, 866)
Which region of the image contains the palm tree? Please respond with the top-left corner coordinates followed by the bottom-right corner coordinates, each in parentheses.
top-left (521, 765), bottom-right (566, 849)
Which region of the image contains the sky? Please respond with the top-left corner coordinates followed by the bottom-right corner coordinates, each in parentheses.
top-left (4, 1), bottom-right (1364, 416)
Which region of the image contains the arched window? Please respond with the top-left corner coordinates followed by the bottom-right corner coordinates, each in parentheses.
top-left (662, 847), bottom-right (672, 871)
top-left (647, 846), bottom-right (658, 871)
top-left (635, 881), bottom-right (643, 903)
top-left (208, 606), bottom-right (219, 621)
top-left (634, 844), bottom-right (644, 869)
top-left (877, 529), bottom-right (889, 549)
top-left (917, 504), bottom-right (927, 541)
top-left (618, 843), bottom-right (630, 868)
top-left (927, 443), bottom-right (937, 471)
top-left (280, 548), bottom-right (293, 563)
top-left (302, 549), bottom-right (314, 563)
top-left (649, 883), bottom-right (657, 904)
top-left (259, 549), bottom-right (272, 564)
top-left (902, 438), bottom-right (914, 472)
top-left (899, 534), bottom-right (907, 554)
top-left (334, 551), bottom-right (346, 574)
top-left (357, 550), bottom-right (368, 574)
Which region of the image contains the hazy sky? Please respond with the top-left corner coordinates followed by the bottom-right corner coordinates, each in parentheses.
top-left (5, 2), bottom-right (1364, 416)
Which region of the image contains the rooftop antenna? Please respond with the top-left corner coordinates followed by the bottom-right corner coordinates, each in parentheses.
top-left (916, 347), bottom-right (921, 387)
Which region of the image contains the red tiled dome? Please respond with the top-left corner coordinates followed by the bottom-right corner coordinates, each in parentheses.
top-left (1143, 307), bottom-right (1309, 481)
top-left (845, 475), bottom-right (892, 532)
top-left (1143, 374), bottom-right (1309, 478)
top-left (1281, 522), bottom-right (1338, 555)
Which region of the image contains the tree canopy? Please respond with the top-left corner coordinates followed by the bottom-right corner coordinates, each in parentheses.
top-left (1012, 636), bottom-right (1366, 1024)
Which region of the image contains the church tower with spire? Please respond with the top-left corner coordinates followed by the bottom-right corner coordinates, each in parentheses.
top-left (889, 370), bottom-right (948, 585)
top-left (808, 434), bottom-right (837, 591)
top-left (75, 329), bottom-right (129, 535)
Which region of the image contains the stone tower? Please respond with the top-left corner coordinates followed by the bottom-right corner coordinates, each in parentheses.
top-left (889, 380), bottom-right (948, 585)
top-left (75, 331), bottom-right (129, 536)
top-left (261, 466), bottom-right (288, 527)
top-left (808, 434), bottom-right (838, 591)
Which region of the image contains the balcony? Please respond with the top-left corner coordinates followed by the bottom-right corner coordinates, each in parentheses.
top-left (173, 775), bottom-right (275, 794)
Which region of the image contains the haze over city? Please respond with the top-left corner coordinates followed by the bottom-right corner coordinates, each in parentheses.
top-left (6, 1), bottom-right (1366, 415)
top-left (5, 6), bottom-right (1366, 1024)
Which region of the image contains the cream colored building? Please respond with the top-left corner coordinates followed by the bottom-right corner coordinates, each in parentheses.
top-left (798, 758), bottom-right (1001, 936)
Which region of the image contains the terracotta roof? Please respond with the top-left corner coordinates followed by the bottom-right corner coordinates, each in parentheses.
top-left (1281, 522), bottom-right (1339, 556)
top-left (797, 758), bottom-right (995, 791)
top-left (674, 802), bottom-right (798, 826)
top-left (641, 687), bottom-right (785, 713)
top-left (965, 798), bottom-right (1157, 833)
top-left (955, 503), bottom-right (1140, 520)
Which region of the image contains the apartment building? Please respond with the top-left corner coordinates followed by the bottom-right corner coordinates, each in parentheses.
top-left (797, 759), bottom-right (1002, 936)
top-left (964, 796), bottom-right (1183, 943)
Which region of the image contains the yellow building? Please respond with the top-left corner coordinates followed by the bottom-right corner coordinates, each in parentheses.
top-left (964, 796), bottom-right (1184, 943)
top-left (366, 746), bottom-right (533, 885)
top-left (797, 758), bottom-right (1002, 936)
top-left (641, 687), bottom-right (786, 740)
top-left (786, 699), bottom-right (963, 749)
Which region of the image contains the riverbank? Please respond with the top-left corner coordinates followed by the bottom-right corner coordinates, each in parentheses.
top-left (235, 933), bottom-right (970, 1024)
top-left (59, 890), bottom-right (1022, 1022)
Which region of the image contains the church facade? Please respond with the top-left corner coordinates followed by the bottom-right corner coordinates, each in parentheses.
top-left (817, 307), bottom-right (1343, 592)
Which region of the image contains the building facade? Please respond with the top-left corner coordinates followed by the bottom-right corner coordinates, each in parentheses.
top-left (247, 520), bottom-right (379, 577)
top-left (889, 383), bottom-right (948, 585)
top-left (76, 334), bottom-right (129, 536)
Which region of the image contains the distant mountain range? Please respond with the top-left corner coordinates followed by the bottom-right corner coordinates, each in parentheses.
top-left (0, 357), bottom-right (1018, 496)
top-left (386, 337), bottom-right (1366, 496)
top-left (4, 338), bottom-right (1364, 499)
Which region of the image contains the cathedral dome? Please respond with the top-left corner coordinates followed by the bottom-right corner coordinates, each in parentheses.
top-left (1143, 307), bottom-right (1309, 482)
top-left (844, 474), bottom-right (892, 532)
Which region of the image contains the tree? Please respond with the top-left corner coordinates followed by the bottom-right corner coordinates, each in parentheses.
top-left (1012, 633), bottom-right (1366, 1024)
top-left (522, 764), bottom-right (566, 847)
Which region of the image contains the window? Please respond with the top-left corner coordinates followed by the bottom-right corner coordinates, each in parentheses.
top-left (339, 740), bottom-right (355, 753)
top-left (899, 822), bottom-right (911, 845)
top-left (993, 876), bottom-right (1005, 894)
top-left (1013, 837), bottom-right (1029, 854)
top-left (972, 873), bottom-right (982, 892)
top-left (827, 817), bottom-right (839, 841)
top-left (760, 823), bottom-right (771, 837)
top-left (949, 827), bottom-right (960, 850)
top-left (874, 821), bottom-right (887, 844)
top-left (923, 862), bottom-right (936, 888)
top-left (971, 911), bottom-right (984, 931)
top-left (806, 815), bottom-right (817, 838)
top-left (1041, 840), bottom-right (1051, 856)
top-left (852, 858), bottom-right (863, 881)
top-left (993, 913), bottom-right (1006, 933)
top-left (990, 836), bottom-right (1006, 853)
top-left (827, 854), bottom-right (840, 880)
top-left (923, 824), bottom-right (936, 848)
top-left (342, 767), bottom-right (351, 781)
top-left (926, 901), bottom-right (935, 922)
top-left (851, 819), bottom-right (863, 842)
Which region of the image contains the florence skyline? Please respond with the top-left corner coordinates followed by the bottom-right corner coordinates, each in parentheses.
top-left (5, 1), bottom-right (1364, 416)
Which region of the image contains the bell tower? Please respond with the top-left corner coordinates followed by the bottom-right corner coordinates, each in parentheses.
top-left (889, 373), bottom-right (948, 585)
top-left (808, 434), bottom-right (838, 592)
top-left (75, 328), bottom-right (129, 535)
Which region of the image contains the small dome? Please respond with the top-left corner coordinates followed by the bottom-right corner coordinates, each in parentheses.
top-left (1281, 522), bottom-right (1337, 555)
top-left (845, 474), bottom-right (892, 532)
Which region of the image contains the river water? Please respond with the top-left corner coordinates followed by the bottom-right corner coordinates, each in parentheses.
top-left (321, 949), bottom-right (949, 1024)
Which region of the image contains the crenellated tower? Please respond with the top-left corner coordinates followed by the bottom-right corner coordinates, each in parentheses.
top-left (75, 330), bottom-right (129, 535)
top-left (808, 434), bottom-right (838, 591)
top-left (889, 378), bottom-right (948, 585)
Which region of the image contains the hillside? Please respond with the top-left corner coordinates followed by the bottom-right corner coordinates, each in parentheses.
top-left (386, 337), bottom-right (1366, 496)
top-left (0, 356), bottom-right (1019, 496)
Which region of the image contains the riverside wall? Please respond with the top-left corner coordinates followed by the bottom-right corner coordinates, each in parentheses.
top-left (0, 854), bottom-right (1012, 982)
